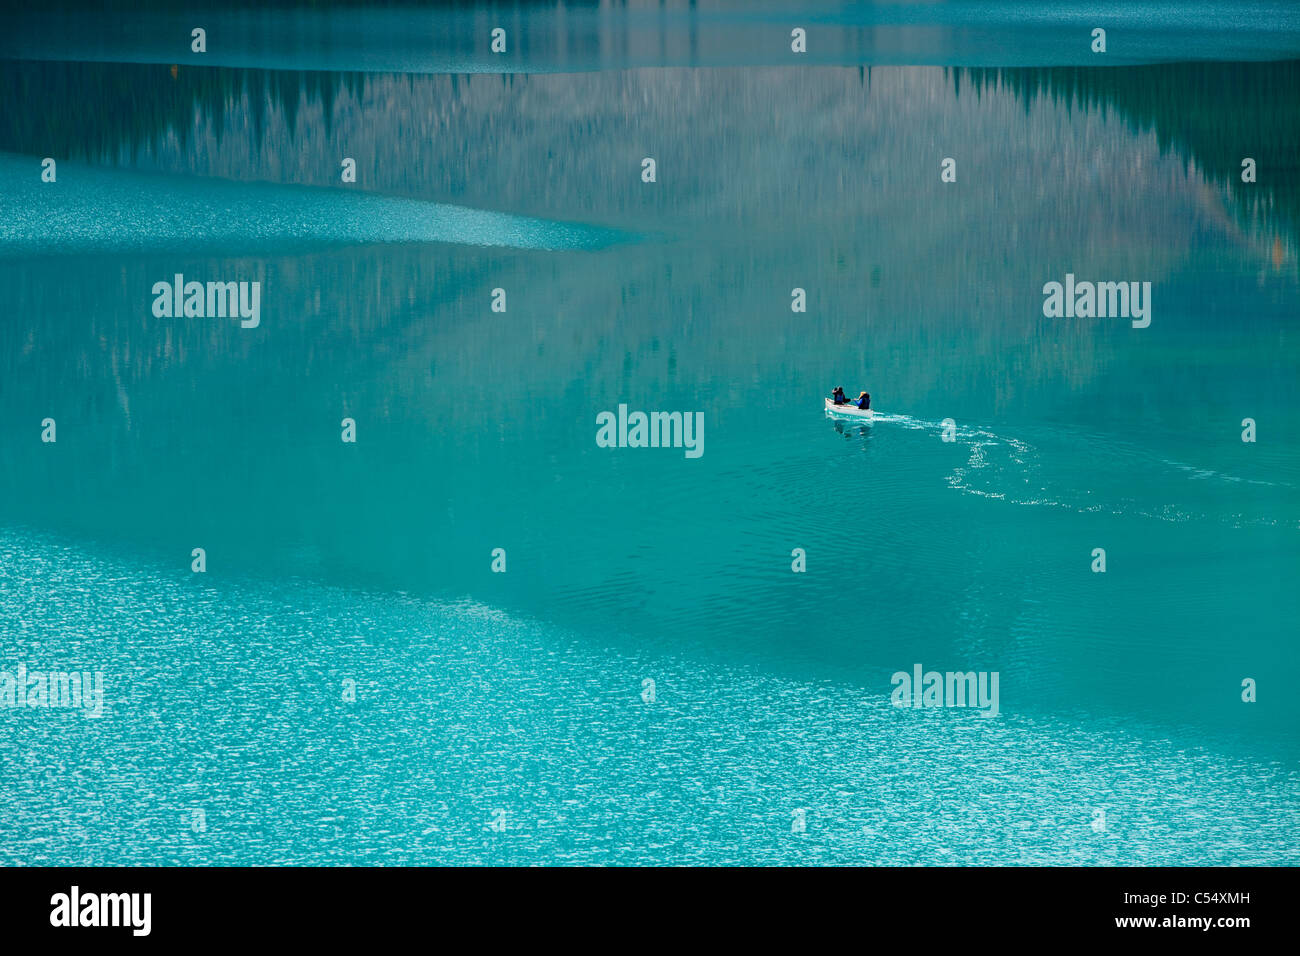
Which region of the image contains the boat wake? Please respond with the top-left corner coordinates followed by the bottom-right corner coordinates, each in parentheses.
top-left (869, 413), bottom-right (1296, 530)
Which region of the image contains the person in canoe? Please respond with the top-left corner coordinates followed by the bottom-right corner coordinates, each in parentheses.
top-left (856, 391), bottom-right (870, 410)
top-left (831, 386), bottom-right (847, 405)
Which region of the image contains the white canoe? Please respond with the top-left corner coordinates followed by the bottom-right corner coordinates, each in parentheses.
top-left (825, 398), bottom-right (874, 419)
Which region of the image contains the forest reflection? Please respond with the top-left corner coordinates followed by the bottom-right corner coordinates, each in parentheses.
top-left (2, 58), bottom-right (1295, 248)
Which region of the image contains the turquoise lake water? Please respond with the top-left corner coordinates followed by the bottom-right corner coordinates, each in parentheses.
top-left (1, 3), bottom-right (1298, 865)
